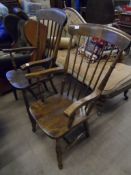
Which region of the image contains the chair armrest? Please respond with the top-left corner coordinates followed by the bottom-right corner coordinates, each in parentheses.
top-left (64, 90), bottom-right (101, 117)
top-left (2, 47), bottom-right (36, 53)
top-left (25, 67), bottom-right (64, 78)
top-left (21, 57), bottom-right (53, 70)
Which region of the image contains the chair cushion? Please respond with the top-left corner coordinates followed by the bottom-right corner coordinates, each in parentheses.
top-left (56, 49), bottom-right (131, 95)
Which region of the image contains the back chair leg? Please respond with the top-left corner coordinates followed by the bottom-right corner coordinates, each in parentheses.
top-left (124, 90), bottom-right (129, 100)
top-left (30, 116), bottom-right (37, 133)
top-left (12, 88), bottom-right (18, 100)
top-left (83, 121), bottom-right (90, 137)
top-left (28, 87), bottom-right (38, 99)
top-left (56, 139), bottom-right (63, 169)
top-left (49, 79), bottom-right (57, 94)
top-left (43, 82), bottom-right (49, 91)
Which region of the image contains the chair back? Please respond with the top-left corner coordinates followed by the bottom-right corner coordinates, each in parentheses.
top-left (63, 7), bottom-right (86, 37)
top-left (36, 8), bottom-right (67, 64)
top-left (61, 24), bottom-right (130, 99)
top-left (24, 19), bottom-right (48, 61)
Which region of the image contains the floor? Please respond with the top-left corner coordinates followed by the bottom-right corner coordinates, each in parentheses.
top-left (0, 75), bottom-right (131, 175)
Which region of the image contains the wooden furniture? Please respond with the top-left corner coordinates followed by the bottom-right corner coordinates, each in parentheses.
top-left (4, 8), bottom-right (67, 99)
top-left (22, 8), bottom-right (67, 67)
top-left (23, 23), bottom-right (130, 169)
top-left (57, 7), bottom-right (131, 112)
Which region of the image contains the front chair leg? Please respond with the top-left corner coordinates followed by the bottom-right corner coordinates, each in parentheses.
top-left (56, 139), bottom-right (63, 169)
top-left (29, 113), bottom-right (37, 133)
top-left (49, 78), bottom-right (57, 94)
top-left (124, 90), bottom-right (129, 100)
top-left (22, 90), bottom-right (37, 132)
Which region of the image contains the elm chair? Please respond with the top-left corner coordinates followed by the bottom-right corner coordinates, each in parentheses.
top-left (5, 8), bottom-right (67, 99)
top-left (23, 23), bottom-right (130, 169)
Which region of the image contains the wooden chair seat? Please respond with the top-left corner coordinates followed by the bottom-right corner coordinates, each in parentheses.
top-left (57, 49), bottom-right (131, 96)
top-left (30, 94), bottom-right (87, 138)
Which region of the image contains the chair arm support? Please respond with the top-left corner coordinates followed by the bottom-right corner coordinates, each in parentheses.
top-left (25, 67), bottom-right (64, 79)
top-left (2, 47), bottom-right (37, 53)
top-left (21, 57), bottom-right (53, 70)
top-left (64, 90), bottom-right (101, 117)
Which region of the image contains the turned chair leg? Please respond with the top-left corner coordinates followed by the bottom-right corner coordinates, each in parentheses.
top-left (83, 121), bottom-right (90, 137)
top-left (124, 90), bottom-right (129, 100)
top-left (49, 79), bottom-right (57, 94)
top-left (22, 90), bottom-right (37, 132)
top-left (56, 139), bottom-right (63, 169)
top-left (31, 118), bottom-right (37, 133)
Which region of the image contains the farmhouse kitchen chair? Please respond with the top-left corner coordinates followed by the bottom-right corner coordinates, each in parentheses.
top-left (23, 23), bottom-right (130, 169)
top-left (4, 8), bottom-right (67, 99)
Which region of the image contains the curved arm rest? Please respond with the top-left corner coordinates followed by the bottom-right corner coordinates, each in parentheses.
top-left (2, 47), bottom-right (37, 53)
top-left (25, 67), bottom-right (64, 79)
top-left (21, 57), bottom-right (52, 70)
top-left (64, 90), bottom-right (101, 117)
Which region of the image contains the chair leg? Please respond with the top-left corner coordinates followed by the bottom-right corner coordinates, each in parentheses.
top-left (124, 90), bottom-right (129, 100)
top-left (56, 139), bottom-right (63, 169)
top-left (43, 82), bottom-right (49, 91)
top-left (27, 87), bottom-right (37, 99)
top-left (22, 90), bottom-right (37, 132)
top-left (12, 88), bottom-right (18, 100)
top-left (83, 121), bottom-right (90, 137)
top-left (49, 78), bottom-right (57, 94)
top-left (30, 115), bottom-right (37, 133)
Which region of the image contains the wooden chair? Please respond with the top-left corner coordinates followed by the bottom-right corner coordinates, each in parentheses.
top-left (23, 23), bottom-right (130, 169)
top-left (4, 8), bottom-right (67, 99)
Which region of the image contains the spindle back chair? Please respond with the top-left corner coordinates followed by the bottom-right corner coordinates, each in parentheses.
top-left (23, 23), bottom-right (130, 169)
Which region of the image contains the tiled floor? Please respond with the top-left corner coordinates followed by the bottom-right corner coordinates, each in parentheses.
top-left (0, 76), bottom-right (131, 174)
